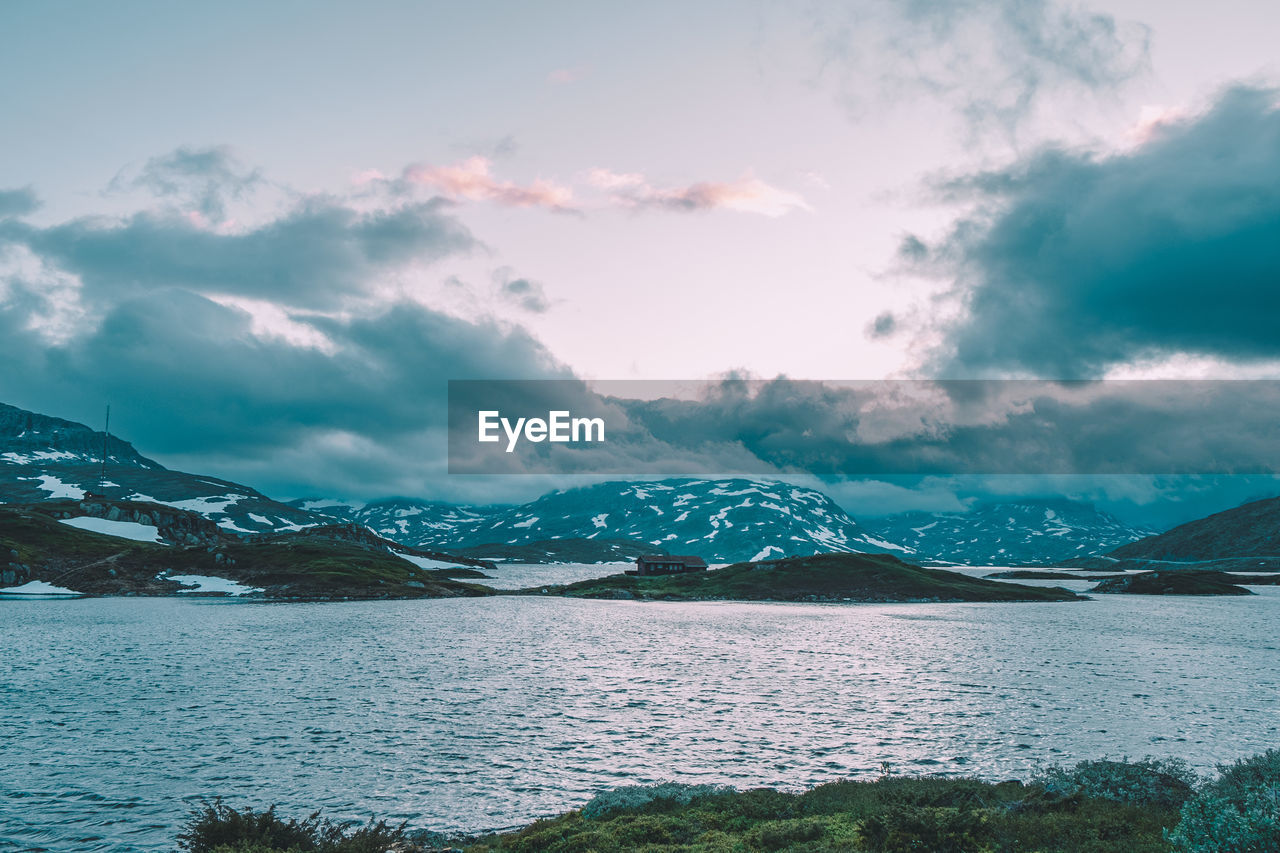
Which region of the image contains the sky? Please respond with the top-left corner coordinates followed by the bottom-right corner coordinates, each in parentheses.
top-left (3, 0), bottom-right (1280, 526)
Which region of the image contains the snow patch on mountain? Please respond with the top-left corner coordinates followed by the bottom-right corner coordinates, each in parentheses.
top-left (58, 516), bottom-right (165, 543)
top-left (313, 479), bottom-right (908, 563)
top-left (864, 500), bottom-right (1153, 565)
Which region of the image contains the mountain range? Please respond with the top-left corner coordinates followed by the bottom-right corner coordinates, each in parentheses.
top-left (291, 479), bottom-right (908, 564)
top-left (862, 500), bottom-right (1155, 566)
top-left (294, 483), bottom-right (1158, 565)
top-left (5, 400), bottom-right (1275, 569)
top-left (0, 403), bottom-right (331, 535)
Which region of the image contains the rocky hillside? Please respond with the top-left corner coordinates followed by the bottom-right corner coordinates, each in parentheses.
top-left (863, 499), bottom-right (1153, 566)
top-left (1108, 495), bottom-right (1280, 562)
top-left (304, 479), bottom-right (911, 564)
top-left (1057, 495), bottom-right (1280, 572)
top-left (0, 402), bottom-right (332, 535)
top-left (0, 499), bottom-right (492, 599)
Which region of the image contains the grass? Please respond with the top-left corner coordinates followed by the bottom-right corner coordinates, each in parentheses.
top-left (467, 775), bottom-right (1181, 853)
top-left (177, 800), bottom-right (408, 853)
top-left (174, 752), bottom-right (1280, 852)
top-left (529, 553), bottom-right (1082, 603)
top-left (184, 764), bottom-right (1202, 852)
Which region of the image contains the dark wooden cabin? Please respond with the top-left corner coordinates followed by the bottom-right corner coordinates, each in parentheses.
top-left (629, 554), bottom-right (709, 576)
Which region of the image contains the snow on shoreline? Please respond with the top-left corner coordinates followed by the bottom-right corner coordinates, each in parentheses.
top-left (165, 575), bottom-right (263, 596)
top-left (0, 580), bottom-right (83, 596)
top-left (395, 551), bottom-right (475, 570)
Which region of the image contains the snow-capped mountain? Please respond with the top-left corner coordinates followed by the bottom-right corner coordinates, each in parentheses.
top-left (290, 497), bottom-right (493, 545)
top-left (863, 500), bottom-right (1154, 566)
top-left (0, 402), bottom-right (330, 535)
top-left (307, 479), bottom-right (910, 564)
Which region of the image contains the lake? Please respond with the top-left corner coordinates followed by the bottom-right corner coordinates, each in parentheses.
top-left (2, 565), bottom-right (1278, 851)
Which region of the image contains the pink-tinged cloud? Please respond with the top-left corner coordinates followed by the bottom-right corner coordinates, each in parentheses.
top-left (589, 169), bottom-right (810, 217)
top-left (401, 157), bottom-right (575, 211)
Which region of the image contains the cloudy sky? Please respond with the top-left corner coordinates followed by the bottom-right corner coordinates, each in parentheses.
top-left (3, 0), bottom-right (1279, 524)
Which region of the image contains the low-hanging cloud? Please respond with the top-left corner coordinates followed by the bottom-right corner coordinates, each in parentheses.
top-left (0, 290), bottom-right (569, 499)
top-left (910, 84), bottom-right (1280, 377)
top-left (449, 377), bottom-right (1280, 478)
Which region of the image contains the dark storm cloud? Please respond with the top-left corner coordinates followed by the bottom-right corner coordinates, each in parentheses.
top-left (0, 187), bottom-right (40, 218)
top-left (0, 290), bottom-right (568, 497)
top-left (913, 85), bottom-right (1280, 376)
top-left (0, 147), bottom-right (559, 498)
top-left (449, 377), bottom-right (1280, 478)
top-left (1, 196), bottom-right (474, 310)
top-left (813, 0), bottom-right (1149, 134)
top-left (113, 145), bottom-right (263, 222)
top-left (616, 379), bottom-right (1280, 476)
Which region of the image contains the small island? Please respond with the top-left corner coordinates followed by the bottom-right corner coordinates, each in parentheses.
top-left (526, 553), bottom-right (1083, 603)
top-left (1089, 569), bottom-right (1255, 596)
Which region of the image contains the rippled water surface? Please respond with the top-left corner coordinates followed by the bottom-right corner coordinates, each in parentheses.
top-left (2, 567), bottom-right (1278, 852)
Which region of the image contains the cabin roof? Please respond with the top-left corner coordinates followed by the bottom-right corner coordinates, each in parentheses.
top-left (637, 554), bottom-right (708, 567)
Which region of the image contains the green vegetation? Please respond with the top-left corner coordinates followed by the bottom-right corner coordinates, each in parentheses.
top-left (530, 553), bottom-right (1082, 602)
top-left (1032, 758), bottom-right (1199, 810)
top-left (183, 753), bottom-right (1280, 852)
top-left (177, 800), bottom-right (408, 853)
top-left (1167, 749), bottom-right (1280, 852)
top-left (219, 538), bottom-right (494, 599)
top-left (1089, 570), bottom-right (1255, 596)
top-left (1, 503), bottom-right (192, 595)
top-left (469, 773), bottom-right (1183, 853)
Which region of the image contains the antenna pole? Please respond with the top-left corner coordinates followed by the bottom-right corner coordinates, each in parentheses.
top-left (99, 405), bottom-right (110, 494)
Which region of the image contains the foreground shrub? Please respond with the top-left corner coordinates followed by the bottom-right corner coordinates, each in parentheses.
top-left (856, 803), bottom-right (991, 853)
top-left (1034, 757), bottom-right (1199, 809)
top-left (176, 799), bottom-right (407, 853)
top-left (1168, 749), bottom-right (1280, 853)
top-left (579, 782), bottom-right (734, 820)
top-left (189, 757), bottom-right (1240, 852)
